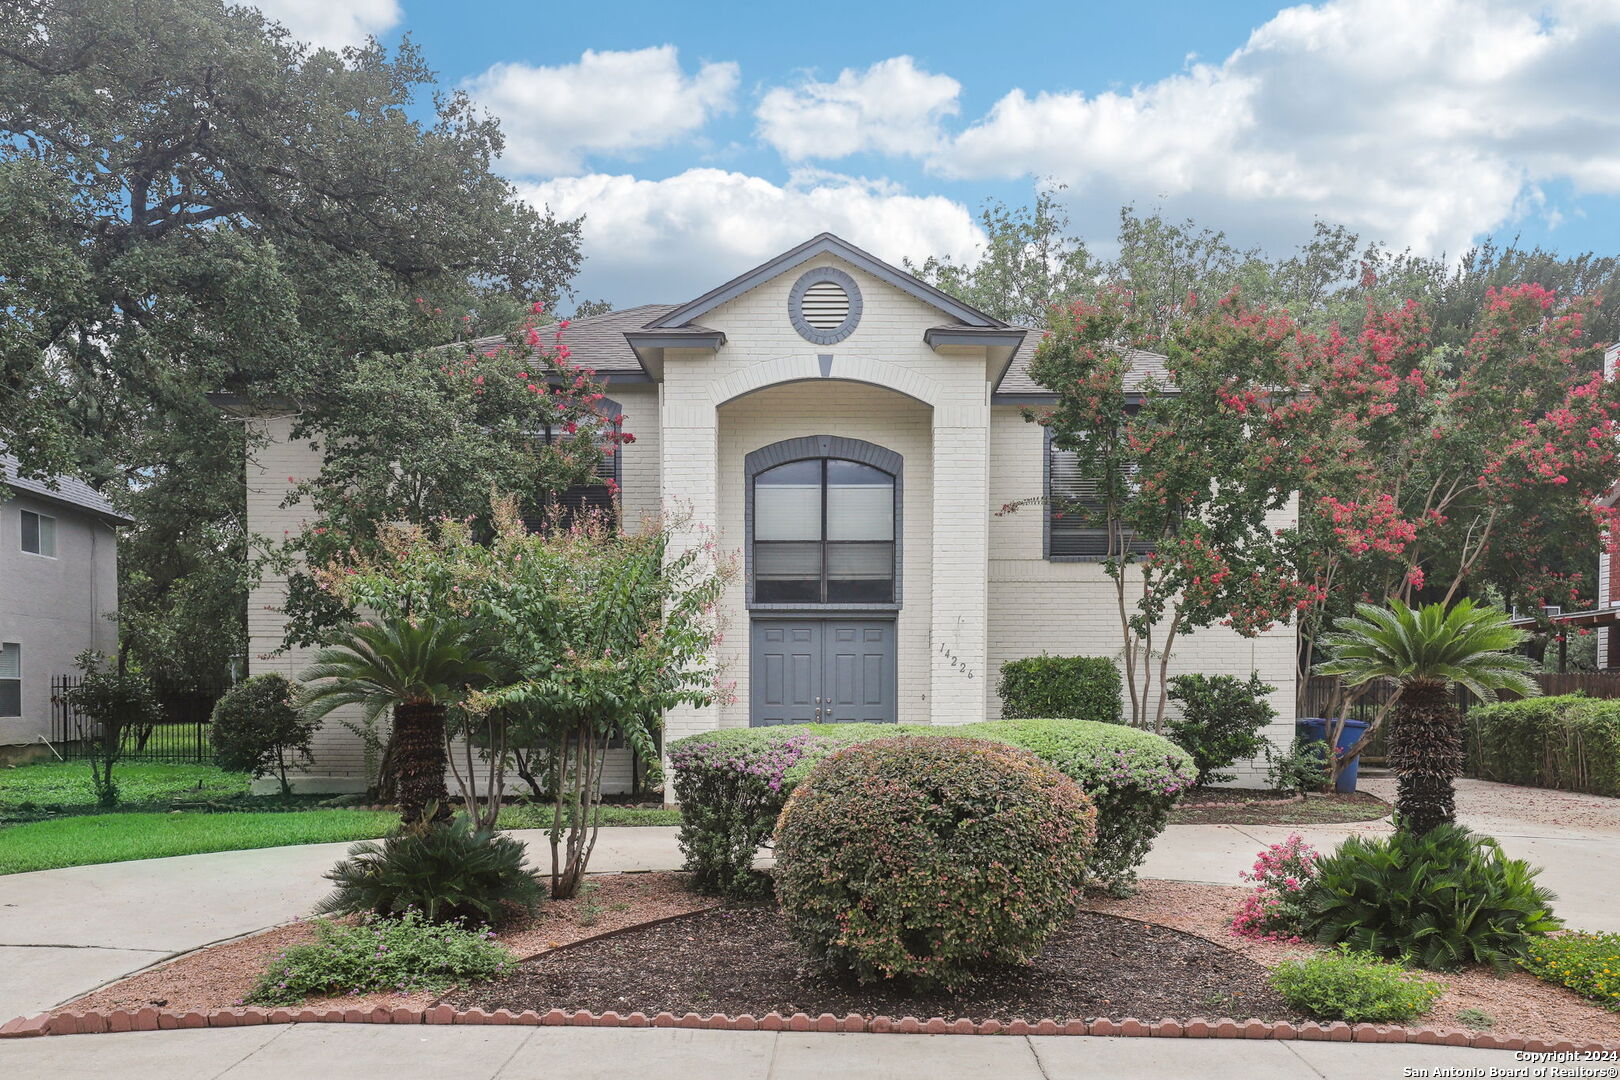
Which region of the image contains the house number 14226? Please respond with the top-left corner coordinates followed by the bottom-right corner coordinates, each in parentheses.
top-left (936, 642), bottom-right (976, 680)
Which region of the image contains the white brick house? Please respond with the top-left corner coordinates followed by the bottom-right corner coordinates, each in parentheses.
top-left (241, 234), bottom-right (1298, 789)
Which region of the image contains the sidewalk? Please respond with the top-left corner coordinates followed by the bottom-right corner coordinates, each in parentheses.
top-left (0, 1023), bottom-right (1525, 1079)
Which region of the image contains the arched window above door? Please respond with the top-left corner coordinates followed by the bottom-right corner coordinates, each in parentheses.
top-left (745, 436), bottom-right (902, 607)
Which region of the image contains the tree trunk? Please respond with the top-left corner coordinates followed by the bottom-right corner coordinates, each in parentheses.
top-left (392, 702), bottom-right (451, 827)
top-left (1386, 679), bottom-right (1463, 835)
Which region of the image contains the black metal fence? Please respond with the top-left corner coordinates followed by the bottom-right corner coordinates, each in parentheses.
top-left (50, 675), bottom-right (233, 764)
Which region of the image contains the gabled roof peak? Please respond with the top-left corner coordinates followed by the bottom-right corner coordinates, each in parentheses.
top-left (646, 233), bottom-right (1007, 331)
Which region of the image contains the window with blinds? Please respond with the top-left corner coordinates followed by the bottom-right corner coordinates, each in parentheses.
top-left (1047, 439), bottom-right (1154, 559)
top-left (526, 400), bottom-right (621, 533)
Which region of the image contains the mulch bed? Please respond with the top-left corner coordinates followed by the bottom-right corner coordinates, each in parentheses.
top-left (1169, 788), bottom-right (1390, 825)
top-left (449, 904), bottom-right (1303, 1024)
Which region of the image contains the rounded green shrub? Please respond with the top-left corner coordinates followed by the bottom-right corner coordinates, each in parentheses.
top-left (1303, 824), bottom-right (1562, 971)
top-left (316, 814), bottom-right (544, 926)
top-left (773, 737), bottom-right (1096, 988)
top-left (959, 718), bottom-right (1196, 892)
top-left (211, 674), bottom-right (320, 795)
top-left (668, 718), bottom-right (1192, 898)
top-left (997, 655), bottom-right (1122, 722)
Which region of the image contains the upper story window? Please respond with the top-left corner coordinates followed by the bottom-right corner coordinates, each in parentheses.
top-left (0, 643), bottom-right (20, 717)
top-left (1046, 433), bottom-right (1155, 560)
top-left (754, 458), bottom-right (896, 604)
top-left (20, 510), bottom-right (56, 557)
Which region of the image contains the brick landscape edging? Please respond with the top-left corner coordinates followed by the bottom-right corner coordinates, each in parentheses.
top-left (2, 1006), bottom-right (1615, 1052)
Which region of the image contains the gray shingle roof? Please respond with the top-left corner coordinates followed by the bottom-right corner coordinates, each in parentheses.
top-left (459, 305), bottom-right (679, 376)
top-left (2, 454), bottom-right (132, 524)
top-left (995, 328), bottom-right (1172, 396)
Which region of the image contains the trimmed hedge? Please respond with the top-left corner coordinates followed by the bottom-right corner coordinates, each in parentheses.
top-left (997, 655), bottom-right (1122, 722)
top-left (1465, 695), bottom-right (1620, 797)
top-left (775, 737), bottom-right (1096, 987)
top-left (670, 718), bottom-right (1196, 898)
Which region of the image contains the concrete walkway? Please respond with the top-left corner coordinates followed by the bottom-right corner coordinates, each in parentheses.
top-left (0, 1024), bottom-right (1527, 1079)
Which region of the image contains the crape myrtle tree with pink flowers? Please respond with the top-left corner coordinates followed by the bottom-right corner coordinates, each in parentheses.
top-left (1027, 280), bottom-right (1620, 772)
top-left (1024, 289), bottom-right (1323, 732)
top-left (1274, 285), bottom-right (1620, 774)
top-left (324, 497), bottom-right (735, 899)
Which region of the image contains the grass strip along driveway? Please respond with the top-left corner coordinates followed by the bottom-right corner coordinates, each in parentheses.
top-left (0, 810), bottom-right (399, 875)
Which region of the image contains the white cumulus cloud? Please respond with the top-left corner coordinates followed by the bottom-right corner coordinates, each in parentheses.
top-left (931, 0), bottom-right (1620, 256)
top-left (248, 0), bottom-right (401, 50)
top-left (756, 56), bottom-right (961, 161)
top-left (520, 168), bottom-right (983, 303)
top-left (467, 46), bottom-right (740, 176)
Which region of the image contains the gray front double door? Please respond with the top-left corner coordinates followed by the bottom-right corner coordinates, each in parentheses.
top-left (750, 619), bottom-right (896, 726)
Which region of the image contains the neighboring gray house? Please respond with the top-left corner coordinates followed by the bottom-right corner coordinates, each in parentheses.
top-left (0, 455), bottom-right (130, 759)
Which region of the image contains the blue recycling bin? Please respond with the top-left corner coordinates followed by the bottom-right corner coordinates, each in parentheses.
top-left (1295, 717), bottom-right (1368, 793)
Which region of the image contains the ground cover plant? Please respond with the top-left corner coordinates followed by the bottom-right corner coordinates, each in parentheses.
top-left (247, 909), bottom-right (513, 1006)
top-left (1518, 932), bottom-right (1620, 1010)
top-left (0, 809), bottom-right (396, 875)
top-left (316, 814), bottom-right (543, 925)
top-left (996, 655), bottom-right (1122, 722)
top-left (774, 737), bottom-right (1095, 988)
top-left (1269, 947), bottom-right (1445, 1024)
top-left (669, 718), bottom-right (1194, 899)
top-left (1303, 825), bottom-right (1562, 971)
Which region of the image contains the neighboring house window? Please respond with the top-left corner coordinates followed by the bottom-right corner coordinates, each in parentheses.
top-left (754, 458), bottom-right (896, 603)
top-left (0, 643), bottom-right (19, 717)
top-left (1046, 433), bottom-right (1155, 559)
top-left (20, 510), bottom-right (56, 557)
top-left (525, 398), bottom-right (622, 533)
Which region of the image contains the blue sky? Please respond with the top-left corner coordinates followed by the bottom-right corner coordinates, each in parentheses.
top-left (256, 0), bottom-right (1620, 306)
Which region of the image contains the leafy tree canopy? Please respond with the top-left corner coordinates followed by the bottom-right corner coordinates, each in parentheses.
top-left (0, 0), bottom-right (582, 684)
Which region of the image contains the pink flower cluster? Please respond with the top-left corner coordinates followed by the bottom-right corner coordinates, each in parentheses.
top-left (1230, 834), bottom-right (1320, 944)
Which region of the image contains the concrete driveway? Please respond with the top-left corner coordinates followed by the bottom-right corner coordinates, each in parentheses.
top-left (0, 827), bottom-right (682, 1020)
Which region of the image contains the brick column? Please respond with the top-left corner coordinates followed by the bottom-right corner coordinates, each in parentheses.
top-left (659, 396), bottom-right (722, 748)
top-left (929, 398), bottom-right (991, 724)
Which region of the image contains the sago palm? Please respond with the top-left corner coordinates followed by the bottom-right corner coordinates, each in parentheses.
top-left (1314, 599), bottom-right (1537, 835)
top-left (300, 617), bottom-right (497, 826)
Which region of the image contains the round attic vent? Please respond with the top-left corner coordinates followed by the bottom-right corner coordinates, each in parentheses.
top-left (788, 267), bottom-right (862, 345)
top-left (800, 280), bottom-right (849, 328)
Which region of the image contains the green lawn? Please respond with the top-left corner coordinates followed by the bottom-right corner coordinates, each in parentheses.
top-left (0, 790), bottom-right (680, 874)
top-left (0, 761), bottom-right (250, 812)
top-left (0, 809), bottom-right (398, 875)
